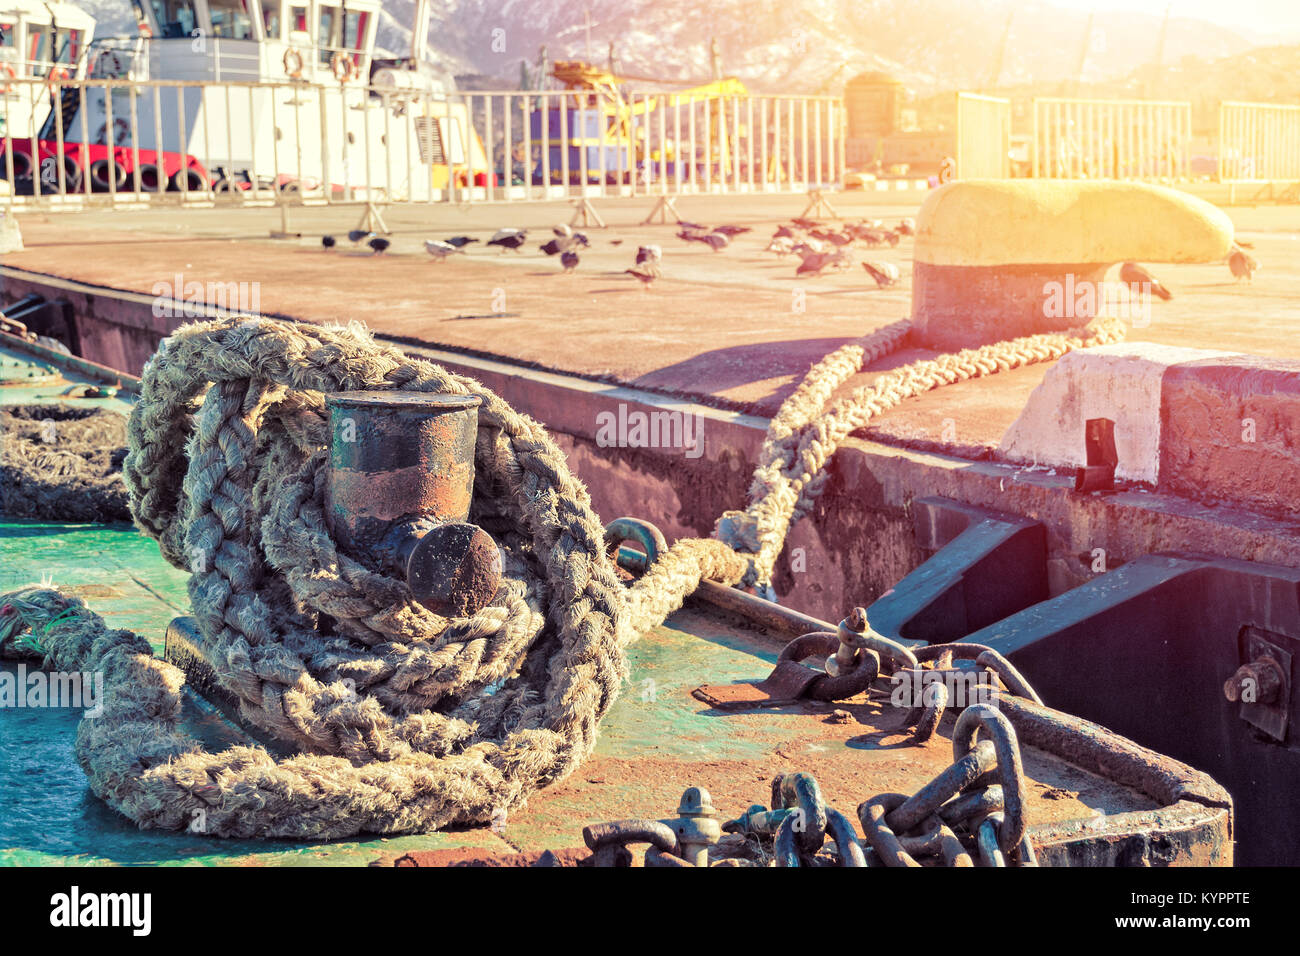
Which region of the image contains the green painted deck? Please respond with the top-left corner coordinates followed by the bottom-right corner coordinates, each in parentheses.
top-left (0, 336), bottom-right (1164, 867)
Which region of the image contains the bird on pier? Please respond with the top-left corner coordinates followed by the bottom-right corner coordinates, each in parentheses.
top-left (367, 236), bottom-right (390, 255)
top-left (677, 229), bottom-right (729, 252)
top-left (1228, 243), bottom-right (1259, 282)
top-left (347, 229), bottom-right (371, 244)
top-left (561, 249), bottom-right (580, 273)
top-left (424, 239), bottom-right (464, 261)
top-left (444, 236), bottom-right (478, 248)
top-left (711, 225), bottom-right (752, 238)
top-left (862, 260), bottom-right (901, 288)
top-left (635, 244), bottom-right (662, 265)
top-left (624, 263), bottom-right (661, 289)
top-left (1119, 262), bottom-right (1172, 300)
top-left (796, 250), bottom-right (851, 277)
top-left (488, 229), bottom-right (528, 252)
top-left (896, 217), bottom-right (916, 237)
top-left (321, 235), bottom-right (336, 250)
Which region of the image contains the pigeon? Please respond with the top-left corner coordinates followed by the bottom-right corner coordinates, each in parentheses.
top-left (711, 225), bottom-right (751, 237)
top-left (766, 236), bottom-right (796, 256)
top-left (1119, 262), bottom-right (1171, 300)
top-left (796, 251), bottom-right (844, 277)
top-left (772, 225), bottom-right (798, 240)
top-left (1228, 244), bottom-right (1259, 282)
top-left (424, 239), bottom-right (464, 261)
top-left (624, 263), bottom-right (660, 288)
top-left (347, 229), bottom-right (371, 243)
top-left (791, 238), bottom-right (826, 255)
top-left (367, 236), bottom-right (390, 255)
top-left (561, 249), bottom-right (579, 273)
top-left (488, 231), bottom-right (528, 252)
top-left (896, 217), bottom-right (916, 237)
top-left (540, 237), bottom-right (568, 256)
top-left (489, 227), bottom-right (526, 242)
top-left (824, 231), bottom-right (854, 248)
top-left (321, 235), bottom-right (336, 250)
top-left (678, 230), bottom-right (729, 252)
top-left (862, 261), bottom-right (901, 288)
top-left (635, 244), bottom-right (662, 265)
top-left (553, 223), bottom-right (573, 238)
top-left (445, 236), bottom-right (478, 248)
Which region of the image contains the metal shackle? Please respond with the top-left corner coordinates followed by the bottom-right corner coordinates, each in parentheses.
top-left (324, 391), bottom-right (502, 618)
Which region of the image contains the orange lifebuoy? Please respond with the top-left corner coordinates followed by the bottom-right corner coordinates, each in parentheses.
top-left (45, 66), bottom-right (69, 94)
top-left (0, 63), bottom-right (15, 95)
top-left (330, 51), bottom-right (357, 83)
top-left (283, 47), bottom-right (304, 79)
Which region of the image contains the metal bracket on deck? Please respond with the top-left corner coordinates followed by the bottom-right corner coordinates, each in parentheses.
top-left (641, 194), bottom-right (682, 225)
top-left (865, 497), bottom-right (1047, 645)
top-left (0, 293), bottom-right (78, 354)
top-left (969, 551), bottom-right (1300, 866)
top-left (569, 196), bottom-right (606, 228)
top-left (354, 201), bottom-right (391, 236)
top-left (799, 189), bottom-right (839, 220)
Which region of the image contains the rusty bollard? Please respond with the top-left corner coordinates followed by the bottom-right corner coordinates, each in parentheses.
top-left (325, 391), bottom-right (501, 618)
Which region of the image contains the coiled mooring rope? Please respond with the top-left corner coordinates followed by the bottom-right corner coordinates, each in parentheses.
top-left (0, 310), bottom-right (1121, 839)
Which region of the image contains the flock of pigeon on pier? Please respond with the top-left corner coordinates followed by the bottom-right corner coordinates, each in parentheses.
top-left (318, 216), bottom-right (1258, 290)
top-left (317, 215), bottom-right (916, 289)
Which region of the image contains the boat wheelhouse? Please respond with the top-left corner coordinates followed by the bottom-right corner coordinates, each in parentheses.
top-left (7, 0), bottom-right (490, 200)
top-left (0, 1), bottom-right (95, 142)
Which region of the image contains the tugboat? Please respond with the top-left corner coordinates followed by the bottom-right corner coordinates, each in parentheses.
top-left (6, 0), bottom-right (491, 198)
top-left (0, 0), bottom-right (96, 188)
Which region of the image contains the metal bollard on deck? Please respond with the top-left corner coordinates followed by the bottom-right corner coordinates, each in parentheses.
top-left (324, 391), bottom-right (502, 618)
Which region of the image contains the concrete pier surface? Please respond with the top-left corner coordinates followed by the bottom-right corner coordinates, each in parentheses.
top-left (3, 192), bottom-right (1298, 621)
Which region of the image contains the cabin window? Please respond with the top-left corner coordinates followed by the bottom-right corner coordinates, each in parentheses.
top-left (290, 5), bottom-right (307, 33)
top-left (150, 0), bottom-right (198, 39)
top-left (317, 5), bottom-right (339, 63)
top-left (27, 25), bottom-right (49, 72)
top-left (208, 0), bottom-right (254, 39)
top-left (55, 29), bottom-right (82, 64)
top-left (262, 2), bottom-right (281, 40)
top-left (0, 22), bottom-right (14, 49)
top-left (341, 11), bottom-right (368, 52)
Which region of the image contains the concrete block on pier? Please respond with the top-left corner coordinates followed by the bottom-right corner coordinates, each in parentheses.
top-left (1001, 343), bottom-right (1300, 519)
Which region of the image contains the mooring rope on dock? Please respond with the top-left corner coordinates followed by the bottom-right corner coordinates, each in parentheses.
top-left (0, 310), bottom-right (1122, 839)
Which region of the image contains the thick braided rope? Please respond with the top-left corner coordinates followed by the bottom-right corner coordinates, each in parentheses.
top-left (0, 316), bottom-right (654, 838)
top-left (717, 316), bottom-right (1127, 585)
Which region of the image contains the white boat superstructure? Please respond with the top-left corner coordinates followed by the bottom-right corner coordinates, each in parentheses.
top-left (0, 0), bottom-right (95, 141)
top-left (15, 0), bottom-right (490, 200)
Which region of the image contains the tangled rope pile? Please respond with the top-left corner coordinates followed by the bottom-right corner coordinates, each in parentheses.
top-left (0, 403), bottom-right (131, 521)
top-left (0, 308), bottom-right (1122, 839)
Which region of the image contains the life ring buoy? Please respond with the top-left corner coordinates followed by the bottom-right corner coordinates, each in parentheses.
top-left (330, 51), bottom-right (357, 83)
top-left (45, 66), bottom-right (69, 95)
top-left (939, 156), bottom-right (957, 184)
top-left (0, 63), bottom-right (15, 95)
top-left (283, 47), bottom-right (304, 79)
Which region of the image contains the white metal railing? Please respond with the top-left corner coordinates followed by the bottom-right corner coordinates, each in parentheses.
top-left (1, 76), bottom-right (844, 207)
top-left (1032, 97), bottom-right (1193, 181)
top-left (1219, 101), bottom-right (1300, 183)
top-left (955, 92), bottom-right (1010, 179)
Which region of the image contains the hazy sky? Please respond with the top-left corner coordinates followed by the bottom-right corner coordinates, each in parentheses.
top-left (1043, 0), bottom-right (1300, 38)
